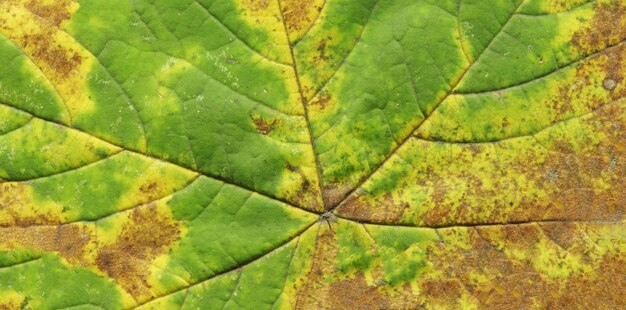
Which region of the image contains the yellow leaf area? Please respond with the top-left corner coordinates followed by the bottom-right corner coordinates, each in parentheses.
top-left (0, 0), bottom-right (624, 309)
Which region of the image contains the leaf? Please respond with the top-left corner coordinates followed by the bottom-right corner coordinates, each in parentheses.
top-left (0, 0), bottom-right (624, 308)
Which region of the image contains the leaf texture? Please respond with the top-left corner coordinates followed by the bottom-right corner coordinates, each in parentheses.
top-left (0, 0), bottom-right (624, 309)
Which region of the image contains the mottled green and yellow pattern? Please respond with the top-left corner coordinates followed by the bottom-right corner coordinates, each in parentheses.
top-left (0, 0), bottom-right (624, 309)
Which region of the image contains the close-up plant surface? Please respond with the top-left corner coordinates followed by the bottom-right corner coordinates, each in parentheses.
top-left (0, 0), bottom-right (625, 308)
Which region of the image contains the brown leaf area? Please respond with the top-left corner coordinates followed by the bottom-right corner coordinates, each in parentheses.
top-left (0, 224), bottom-right (93, 265)
top-left (95, 204), bottom-right (181, 300)
top-left (293, 221), bottom-right (626, 309)
top-left (571, 0), bottom-right (626, 54)
top-left (429, 224), bottom-right (626, 309)
top-left (0, 203), bottom-right (181, 301)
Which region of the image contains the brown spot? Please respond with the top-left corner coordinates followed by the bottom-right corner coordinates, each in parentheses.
top-left (539, 223), bottom-right (580, 250)
top-left (316, 39), bottom-right (329, 62)
top-left (603, 78), bottom-right (617, 90)
top-left (0, 1), bottom-right (82, 77)
top-left (139, 181), bottom-right (158, 195)
top-left (336, 194), bottom-right (374, 221)
top-left (252, 117), bottom-right (279, 135)
top-left (285, 163), bottom-right (298, 172)
top-left (295, 221), bottom-right (626, 309)
top-left (280, 0), bottom-right (322, 35)
top-left (24, 0), bottom-right (73, 27)
top-left (308, 92), bottom-right (331, 110)
top-left (95, 204), bottom-right (181, 300)
top-left (283, 162), bottom-right (322, 213)
top-left (571, 1), bottom-right (626, 54)
top-left (548, 43), bottom-right (625, 122)
top-left (0, 201), bottom-right (181, 301)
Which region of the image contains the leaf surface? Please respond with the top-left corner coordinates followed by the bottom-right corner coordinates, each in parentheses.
top-left (0, 0), bottom-right (624, 308)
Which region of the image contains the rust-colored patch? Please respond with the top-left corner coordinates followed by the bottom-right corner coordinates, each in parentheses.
top-left (280, 0), bottom-right (322, 35)
top-left (95, 204), bottom-right (181, 299)
top-left (0, 223), bottom-right (93, 265)
top-left (294, 227), bottom-right (336, 308)
top-left (419, 223), bottom-right (626, 308)
top-left (420, 279), bottom-right (463, 301)
top-left (20, 34), bottom-right (82, 77)
top-left (308, 91), bottom-right (332, 110)
top-left (139, 182), bottom-right (158, 194)
top-left (571, 1), bottom-right (626, 54)
top-left (252, 117), bottom-right (279, 135)
top-left (326, 276), bottom-right (393, 309)
top-left (336, 194), bottom-right (374, 221)
top-left (242, 0), bottom-right (270, 13)
top-left (337, 193), bottom-right (405, 224)
top-left (322, 183), bottom-right (352, 210)
top-left (137, 180), bottom-right (167, 203)
top-left (24, 0), bottom-right (73, 27)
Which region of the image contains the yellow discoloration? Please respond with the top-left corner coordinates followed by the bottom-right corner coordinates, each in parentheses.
top-left (279, 0), bottom-right (325, 43)
top-left (0, 151), bottom-right (195, 227)
top-left (112, 157), bottom-right (198, 220)
top-left (298, 28), bottom-right (346, 102)
top-left (0, 118), bottom-right (120, 176)
top-left (339, 98), bottom-right (625, 226)
top-left (0, 1), bottom-right (100, 124)
top-left (521, 0), bottom-right (594, 14)
top-left (294, 221), bottom-right (626, 308)
top-left (237, 0), bottom-right (292, 64)
top-left (278, 160), bottom-right (324, 212)
top-left (421, 40), bottom-right (626, 143)
top-left (272, 227), bottom-right (318, 309)
top-left (419, 223), bottom-right (626, 308)
top-left (0, 183), bottom-right (67, 227)
top-left (0, 291), bottom-right (27, 310)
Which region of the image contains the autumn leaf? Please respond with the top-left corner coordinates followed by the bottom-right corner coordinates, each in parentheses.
top-left (0, 0), bottom-right (624, 309)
